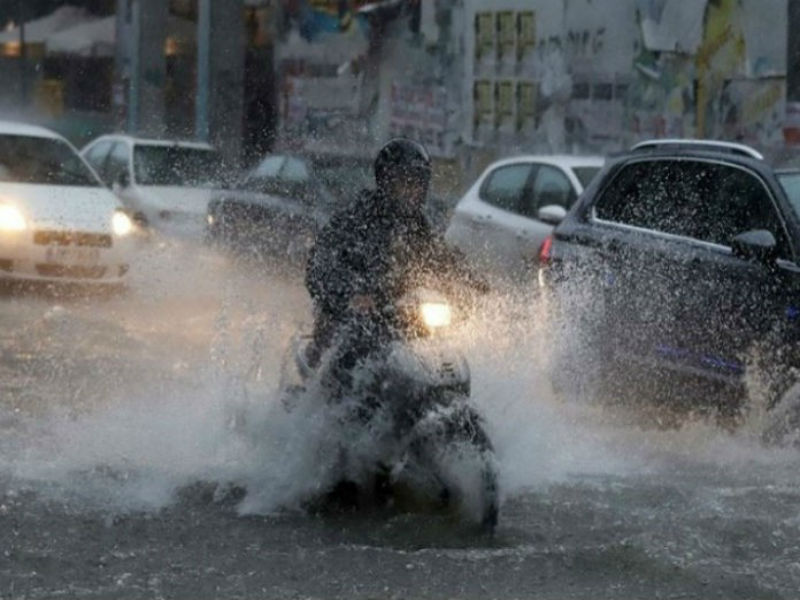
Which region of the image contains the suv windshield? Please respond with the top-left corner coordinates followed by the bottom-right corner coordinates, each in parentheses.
top-left (0, 135), bottom-right (99, 187)
top-left (778, 171), bottom-right (800, 218)
top-left (133, 145), bottom-right (223, 187)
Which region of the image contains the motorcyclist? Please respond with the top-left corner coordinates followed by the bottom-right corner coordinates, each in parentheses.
top-left (304, 138), bottom-right (486, 374)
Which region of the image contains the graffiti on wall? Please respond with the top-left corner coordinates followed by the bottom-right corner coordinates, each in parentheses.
top-left (717, 78), bottom-right (785, 145)
top-left (284, 0), bottom-right (371, 41)
top-left (696, 0), bottom-right (747, 137)
top-left (389, 83), bottom-right (453, 157)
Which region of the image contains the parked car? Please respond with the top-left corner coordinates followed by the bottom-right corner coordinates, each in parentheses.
top-left (205, 152), bottom-right (372, 264)
top-left (81, 135), bottom-right (228, 238)
top-left (0, 121), bottom-right (135, 287)
top-left (445, 155), bottom-right (604, 279)
top-left (540, 139), bottom-right (800, 437)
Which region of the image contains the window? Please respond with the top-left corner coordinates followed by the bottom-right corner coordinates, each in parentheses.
top-left (596, 160), bottom-right (790, 255)
top-left (0, 135), bottom-right (99, 187)
top-left (525, 165), bottom-right (574, 216)
top-left (479, 163), bottom-right (535, 213)
top-left (84, 141), bottom-right (113, 182)
top-left (778, 172), bottom-right (800, 221)
top-left (572, 82), bottom-right (590, 100)
top-left (133, 145), bottom-right (223, 187)
top-left (243, 155), bottom-right (329, 205)
top-left (252, 156), bottom-right (284, 178)
top-left (592, 83), bottom-right (613, 101)
top-left (280, 157), bottom-right (310, 182)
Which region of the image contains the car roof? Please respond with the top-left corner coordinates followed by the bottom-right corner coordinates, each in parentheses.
top-left (0, 120), bottom-right (65, 140)
top-left (86, 134), bottom-right (216, 151)
top-left (486, 154), bottom-right (605, 170)
top-left (631, 138), bottom-right (764, 160)
top-left (613, 146), bottom-right (769, 172)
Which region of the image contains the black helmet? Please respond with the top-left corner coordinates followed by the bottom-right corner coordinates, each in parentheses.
top-left (374, 138), bottom-right (432, 191)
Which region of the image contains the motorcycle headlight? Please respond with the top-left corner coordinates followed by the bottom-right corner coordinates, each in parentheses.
top-left (0, 205), bottom-right (26, 231)
top-left (112, 210), bottom-right (134, 236)
top-left (420, 302), bottom-right (452, 329)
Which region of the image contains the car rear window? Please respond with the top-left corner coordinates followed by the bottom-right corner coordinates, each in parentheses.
top-left (0, 135), bottom-right (99, 187)
top-left (242, 155), bottom-right (337, 207)
top-left (572, 166), bottom-right (601, 189)
top-left (595, 159), bottom-right (788, 250)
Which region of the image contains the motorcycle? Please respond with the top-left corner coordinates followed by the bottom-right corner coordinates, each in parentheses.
top-left (279, 287), bottom-right (499, 532)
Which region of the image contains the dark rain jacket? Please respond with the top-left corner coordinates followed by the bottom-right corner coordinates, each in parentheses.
top-left (305, 189), bottom-right (483, 354)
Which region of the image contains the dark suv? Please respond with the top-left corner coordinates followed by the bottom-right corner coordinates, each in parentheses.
top-left (541, 140), bottom-right (800, 432)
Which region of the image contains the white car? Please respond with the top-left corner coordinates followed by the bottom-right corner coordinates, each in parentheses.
top-left (0, 121), bottom-right (135, 286)
top-left (81, 135), bottom-right (226, 238)
top-left (445, 155), bottom-right (604, 278)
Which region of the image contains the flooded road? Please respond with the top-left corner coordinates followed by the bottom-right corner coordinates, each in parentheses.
top-left (0, 240), bottom-right (798, 599)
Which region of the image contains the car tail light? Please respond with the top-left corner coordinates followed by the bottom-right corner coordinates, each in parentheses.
top-left (538, 235), bottom-right (553, 264)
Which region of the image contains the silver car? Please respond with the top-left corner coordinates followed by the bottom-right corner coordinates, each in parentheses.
top-left (82, 135), bottom-right (227, 239)
top-left (445, 155), bottom-right (603, 279)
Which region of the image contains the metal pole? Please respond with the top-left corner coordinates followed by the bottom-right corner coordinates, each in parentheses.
top-left (196, 0), bottom-right (211, 142)
top-left (18, 0), bottom-right (27, 105)
top-left (128, 0), bottom-right (141, 133)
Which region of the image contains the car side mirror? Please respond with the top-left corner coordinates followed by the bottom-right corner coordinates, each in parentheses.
top-left (537, 204), bottom-right (567, 226)
top-left (731, 229), bottom-right (778, 264)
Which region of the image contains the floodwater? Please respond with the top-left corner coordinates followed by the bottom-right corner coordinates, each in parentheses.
top-left (0, 239), bottom-right (798, 599)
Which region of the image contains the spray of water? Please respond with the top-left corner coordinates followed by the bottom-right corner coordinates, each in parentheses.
top-left (0, 239), bottom-right (798, 522)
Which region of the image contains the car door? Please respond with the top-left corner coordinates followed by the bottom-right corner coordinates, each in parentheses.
top-left (592, 158), bottom-right (800, 388)
top-left (589, 159), bottom-right (717, 372)
top-left (673, 163), bottom-right (800, 385)
top-left (454, 162), bottom-right (538, 273)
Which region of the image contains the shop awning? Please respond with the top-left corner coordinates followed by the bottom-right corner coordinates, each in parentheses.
top-left (44, 14), bottom-right (197, 57)
top-left (45, 16), bottom-right (115, 57)
top-left (0, 5), bottom-right (90, 44)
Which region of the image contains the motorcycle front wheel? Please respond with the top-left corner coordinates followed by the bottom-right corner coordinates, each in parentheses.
top-left (414, 395), bottom-right (499, 533)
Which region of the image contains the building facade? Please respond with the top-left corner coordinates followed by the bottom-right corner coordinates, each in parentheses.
top-left (276, 0), bottom-right (791, 191)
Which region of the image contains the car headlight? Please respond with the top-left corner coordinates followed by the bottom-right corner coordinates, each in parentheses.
top-left (112, 211), bottom-right (134, 236)
top-left (420, 302), bottom-right (452, 329)
top-left (0, 205), bottom-right (26, 231)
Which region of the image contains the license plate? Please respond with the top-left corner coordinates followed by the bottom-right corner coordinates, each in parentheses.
top-left (45, 246), bottom-right (101, 264)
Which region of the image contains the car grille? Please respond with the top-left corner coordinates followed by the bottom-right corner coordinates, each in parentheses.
top-left (35, 264), bottom-right (107, 279)
top-left (33, 230), bottom-right (112, 248)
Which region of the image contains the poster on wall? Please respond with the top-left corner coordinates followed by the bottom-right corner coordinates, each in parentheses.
top-left (475, 12), bottom-right (494, 61)
top-left (516, 11), bottom-right (536, 63)
top-left (717, 78), bottom-right (784, 146)
top-left (495, 80), bottom-right (514, 130)
top-left (288, 0), bottom-right (373, 41)
top-left (496, 11), bottom-right (515, 62)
